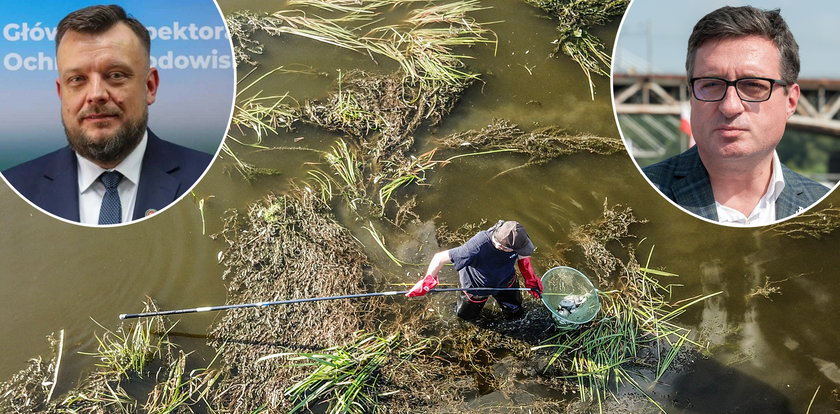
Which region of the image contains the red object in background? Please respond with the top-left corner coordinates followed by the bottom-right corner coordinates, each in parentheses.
top-left (680, 102), bottom-right (695, 148)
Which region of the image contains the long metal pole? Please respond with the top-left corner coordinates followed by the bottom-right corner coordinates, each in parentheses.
top-left (119, 287), bottom-right (538, 319)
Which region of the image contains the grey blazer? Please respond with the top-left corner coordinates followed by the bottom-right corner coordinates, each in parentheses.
top-left (643, 146), bottom-right (829, 221)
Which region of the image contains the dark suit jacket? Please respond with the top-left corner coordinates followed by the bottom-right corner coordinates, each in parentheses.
top-left (643, 146), bottom-right (829, 221)
top-left (2, 130), bottom-right (212, 222)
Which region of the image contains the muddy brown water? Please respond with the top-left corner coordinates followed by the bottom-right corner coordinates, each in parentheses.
top-left (1, 1), bottom-right (839, 412)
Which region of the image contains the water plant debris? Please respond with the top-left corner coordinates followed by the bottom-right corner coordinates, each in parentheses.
top-left (525, 0), bottom-right (630, 99)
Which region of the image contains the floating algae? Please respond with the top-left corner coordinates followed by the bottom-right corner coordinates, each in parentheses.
top-left (765, 206), bottom-right (840, 239)
top-left (436, 119), bottom-right (624, 176)
top-left (567, 199), bottom-right (646, 282)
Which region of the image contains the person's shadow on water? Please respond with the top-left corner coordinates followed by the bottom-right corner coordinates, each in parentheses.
top-left (667, 355), bottom-right (793, 414)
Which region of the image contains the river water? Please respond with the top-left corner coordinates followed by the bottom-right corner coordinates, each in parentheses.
top-left (0, 1), bottom-right (838, 412)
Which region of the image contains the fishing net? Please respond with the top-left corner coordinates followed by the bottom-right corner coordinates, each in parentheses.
top-left (541, 266), bottom-right (600, 325)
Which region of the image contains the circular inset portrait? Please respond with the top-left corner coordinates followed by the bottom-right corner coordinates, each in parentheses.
top-left (612, 1), bottom-right (840, 226)
top-left (0, 1), bottom-right (234, 226)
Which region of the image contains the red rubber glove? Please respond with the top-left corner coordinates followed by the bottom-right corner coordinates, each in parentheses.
top-left (517, 257), bottom-right (543, 299)
top-left (406, 274), bottom-right (438, 297)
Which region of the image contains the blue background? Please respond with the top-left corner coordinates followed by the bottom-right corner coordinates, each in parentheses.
top-left (0, 0), bottom-right (235, 169)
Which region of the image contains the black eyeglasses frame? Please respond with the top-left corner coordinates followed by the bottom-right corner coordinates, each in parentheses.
top-left (689, 76), bottom-right (789, 102)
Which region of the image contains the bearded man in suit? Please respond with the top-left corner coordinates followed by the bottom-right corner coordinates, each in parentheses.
top-left (2, 4), bottom-right (211, 225)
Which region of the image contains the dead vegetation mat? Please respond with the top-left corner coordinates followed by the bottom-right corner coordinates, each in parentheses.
top-left (437, 118), bottom-right (624, 166)
top-left (206, 188), bottom-right (532, 412)
top-left (0, 342), bottom-right (55, 413)
top-left (208, 189), bottom-right (380, 412)
top-left (305, 69), bottom-right (469, 170)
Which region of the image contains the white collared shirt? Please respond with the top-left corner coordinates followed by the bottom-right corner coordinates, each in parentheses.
top-left (77, 132), bottom-right (148, 225)
top-left (715, 151), bottom-right (785, 226)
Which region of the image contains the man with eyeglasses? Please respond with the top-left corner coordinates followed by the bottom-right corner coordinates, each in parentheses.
top-left (643, 6), bottom-right (829, 225)
top-left (405, 220), bottom-right (544, 320)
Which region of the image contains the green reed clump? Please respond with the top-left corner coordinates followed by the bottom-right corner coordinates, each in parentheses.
top-left (231, 66), bottom-right (300, 145)
top-left (535, 249), bottom-right (720, 412)
top-left (61, 352), bottom-right (220, 414)
top-left (536, 202), bottom-right (714, 411)
top-left (53, 302), bottom-right (220, 414)
top-left (60, 373), bottom-right (137, 413)
top-left (257, 331), bottom-right (431, 414)
top-left (241, 0), bottom-right (493, 91)
top-left (321, 139), bottom-right (367, 212)
top-left (85, 312), bottom-right (170, 380)
top-left (222, 66), bottom-right (299, 181)
top-left (526, 0), bottom-right (629, 99)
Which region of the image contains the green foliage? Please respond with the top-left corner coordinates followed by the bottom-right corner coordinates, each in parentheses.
top-left (777, 128), bottom-right (840, 175)
top-left (258, 331), bottom-right (430, 414)
top-left (324, 139), bottom-right (367, 212)
top-left (84, 313), bottom-right (170, 380)
top-left (55, 304), bottom-right (221, 413)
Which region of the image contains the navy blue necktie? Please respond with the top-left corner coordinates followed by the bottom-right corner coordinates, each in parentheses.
top-left (98, 171), bottom-right (123, 225)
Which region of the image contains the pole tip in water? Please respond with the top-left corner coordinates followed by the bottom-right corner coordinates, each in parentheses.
top-left (119, 314), bottom-right (127, 320)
